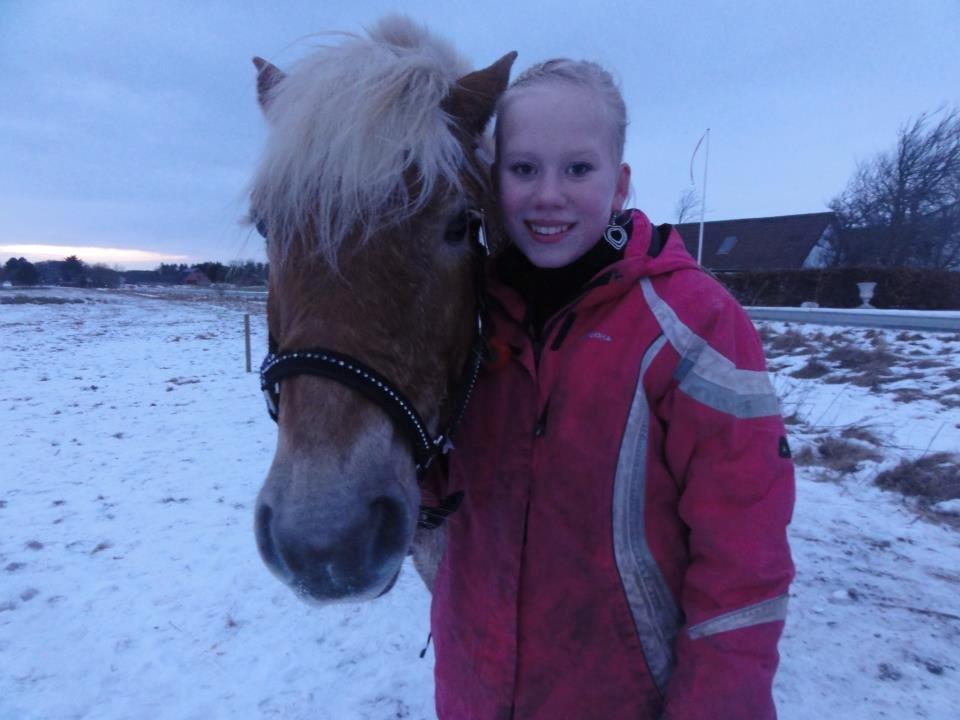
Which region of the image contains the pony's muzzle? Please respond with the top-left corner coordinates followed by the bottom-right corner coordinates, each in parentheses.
top-left (255, 495), bottom-right (409, 602)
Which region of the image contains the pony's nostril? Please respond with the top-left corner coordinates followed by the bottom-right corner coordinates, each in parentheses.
top-left (255, 502), bottom-right (288, 575)
top-left (369, 496), bottom-right (406, 565)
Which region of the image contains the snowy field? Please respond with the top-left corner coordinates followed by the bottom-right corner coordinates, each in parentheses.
top-left (2, 287), bottom-right (959, 720)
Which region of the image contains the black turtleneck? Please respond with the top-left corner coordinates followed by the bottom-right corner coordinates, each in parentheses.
top-left (496, 233), bottom-right (626, 339)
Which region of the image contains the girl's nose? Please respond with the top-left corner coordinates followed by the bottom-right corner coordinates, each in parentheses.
top-left (531, 174), bottom-right (564, 207)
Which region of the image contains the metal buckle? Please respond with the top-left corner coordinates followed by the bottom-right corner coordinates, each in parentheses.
top-left (467, 208), bottom-right (489, 256)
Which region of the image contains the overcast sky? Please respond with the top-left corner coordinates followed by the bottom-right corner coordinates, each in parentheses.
top-left (1, 0), bottom-right (958, 269)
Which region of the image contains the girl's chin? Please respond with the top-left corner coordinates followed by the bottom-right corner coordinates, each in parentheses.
top-left (518, 244), bottom-right (591, 269)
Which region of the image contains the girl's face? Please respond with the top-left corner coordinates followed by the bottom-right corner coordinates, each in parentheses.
top-left (496, 83), bottom-right (630, 268)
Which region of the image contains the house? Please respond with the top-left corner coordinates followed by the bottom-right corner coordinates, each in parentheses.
top-left (674, 212), bottom-right (836, 271)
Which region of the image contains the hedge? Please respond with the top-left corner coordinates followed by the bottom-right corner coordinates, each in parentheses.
top-left (717, 267), bottom-right (960, 310)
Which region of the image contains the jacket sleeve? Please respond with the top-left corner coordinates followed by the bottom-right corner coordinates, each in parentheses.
top-left (654, 288), bottom-right (795, 720)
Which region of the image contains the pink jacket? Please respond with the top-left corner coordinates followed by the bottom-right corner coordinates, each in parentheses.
top-left (430, 210), bottom-right (795, 719)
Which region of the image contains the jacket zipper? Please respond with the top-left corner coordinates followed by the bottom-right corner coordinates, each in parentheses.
top-left (531, 269), bottom-right (615, 367)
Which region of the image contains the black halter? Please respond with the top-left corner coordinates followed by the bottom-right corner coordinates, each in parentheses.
top-left (259, 210), bottom-right (489, 526)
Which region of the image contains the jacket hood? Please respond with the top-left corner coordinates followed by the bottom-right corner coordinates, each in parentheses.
top-left (622, 209), bottom-right (701, 278)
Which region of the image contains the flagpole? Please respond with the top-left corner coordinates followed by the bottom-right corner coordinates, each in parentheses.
top-left (696, 128), bottom-right (710, 266)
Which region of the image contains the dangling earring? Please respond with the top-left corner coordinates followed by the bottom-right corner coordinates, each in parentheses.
top-left (603, 210), bottom-right (628, 250)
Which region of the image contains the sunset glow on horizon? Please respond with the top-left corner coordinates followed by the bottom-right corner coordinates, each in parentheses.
top-left (0, 244), bottom-right (190, 270)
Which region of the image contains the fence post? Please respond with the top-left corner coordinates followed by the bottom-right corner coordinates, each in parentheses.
top-left (244, 313), bottom-right (252, 373)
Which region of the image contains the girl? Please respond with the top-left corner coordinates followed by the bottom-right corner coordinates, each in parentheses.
top-left (429, 59), bottom-right (795, 720)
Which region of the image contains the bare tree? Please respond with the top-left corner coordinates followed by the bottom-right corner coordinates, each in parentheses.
top-left (826, 107), bottom-right (960, 268)
top-left (675, 187), bottom-right (703, 224)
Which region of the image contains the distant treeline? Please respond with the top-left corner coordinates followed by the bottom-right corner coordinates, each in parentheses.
top-left (1, 256), bottom-right (268, 288)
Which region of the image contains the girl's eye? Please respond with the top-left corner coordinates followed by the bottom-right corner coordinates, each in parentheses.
top-left (509, 162), bottom-right (536, 177)
top-left (567, 162), bottom-right (593, 177)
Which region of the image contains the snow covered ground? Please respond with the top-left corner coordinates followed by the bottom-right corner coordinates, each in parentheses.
top-left (2, 287), bottom-right (958, 719)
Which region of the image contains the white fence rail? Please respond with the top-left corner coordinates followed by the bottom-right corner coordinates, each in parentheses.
top-left (746, 306), bottom-right (960, 333)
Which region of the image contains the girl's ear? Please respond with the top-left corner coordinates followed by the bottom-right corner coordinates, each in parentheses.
top-left (613, 162), bottom-right (631, 211)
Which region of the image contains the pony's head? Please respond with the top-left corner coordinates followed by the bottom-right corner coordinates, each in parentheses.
top-left (250, 16), bottom-right (514, 603)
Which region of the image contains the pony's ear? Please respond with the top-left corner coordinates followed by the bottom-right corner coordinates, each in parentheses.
top-left (253, 56), bottom-right (287, 112)
top-left (443, 51), bottom-right (517, 136)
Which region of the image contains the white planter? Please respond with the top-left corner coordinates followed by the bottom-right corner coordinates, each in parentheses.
top-left (857, 282), bottom-right (877, 309)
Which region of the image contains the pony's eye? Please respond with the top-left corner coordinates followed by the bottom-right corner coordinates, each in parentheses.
top-left (444, 211), bottom-right (469, 244)
top-left (250, 210), bottom-right (269, 239)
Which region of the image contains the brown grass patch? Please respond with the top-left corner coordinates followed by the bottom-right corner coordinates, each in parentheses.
top-left (795, 436), bottom-right (884, 473)
top-left (757, 324), bottom-right (777, 345)
top-left (825, 342), bottom-right (897, 371)
top-left (828, 330), bottom-right (854, 343)
top-left (825, 338), bottom-right (902, 389)
top-left (896, 331), bottom-right (925, 342)
top-left (892, 388), bottom-right (929, 404)
top-left (893, 370), bottom-right (928, 382)
top-left (766, 329), bottom-right (814, 355)
top-left (823, 373), bottom-right (851, 385)
top-left (875, 453), bottom-right (960, 504)
top-left (848, 371), bottom-right (897, 389)
top-left (790, 358), bottom-right (831, 379)
top-left (840, 425), bottom-right (882, 445)
top-left (907, 359), bottom-right (949, 370)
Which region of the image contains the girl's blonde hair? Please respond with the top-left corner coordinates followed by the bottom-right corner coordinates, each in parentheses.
top-left (494, 58), bottom-right (628, 162)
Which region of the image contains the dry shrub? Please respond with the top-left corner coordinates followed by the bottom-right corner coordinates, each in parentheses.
top-left (794, 436), bottom-right (884, 473)
top-left (757, 324), bottom-right (777, 345)
top-left (826, 338), bottom-right (902, 389)
top-left (875, 453), bottom-right (960, 504)
top-left (783, 412), bottom-right (803, 426)
top-left (823, 374), bottom-right (850, 385)
top-left (896, 331), bottom-right (925, 342)
top-left (908, 358), bottom-right (949, 370)
top-left (848, 370), bottom-right (896, 389)
top-left (791, 358), bottom-right (831, 379)
top-left (893, 388), bottom-right (929, 403)
top-left (825, 342), bottom-right (896, 370)
top-left (840, 425), bottom-right (882, 445)
top-left (766, 328), bottom-right (814, 355)
top-left (894, 370), bottom-right (928, 382)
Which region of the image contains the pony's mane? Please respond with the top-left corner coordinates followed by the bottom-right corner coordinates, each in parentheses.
top-left (251, 16), bottom-right (473, 265)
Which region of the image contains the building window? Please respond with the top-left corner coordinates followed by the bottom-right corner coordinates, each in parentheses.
top-left (718, 235), bottom-right (738, 255)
